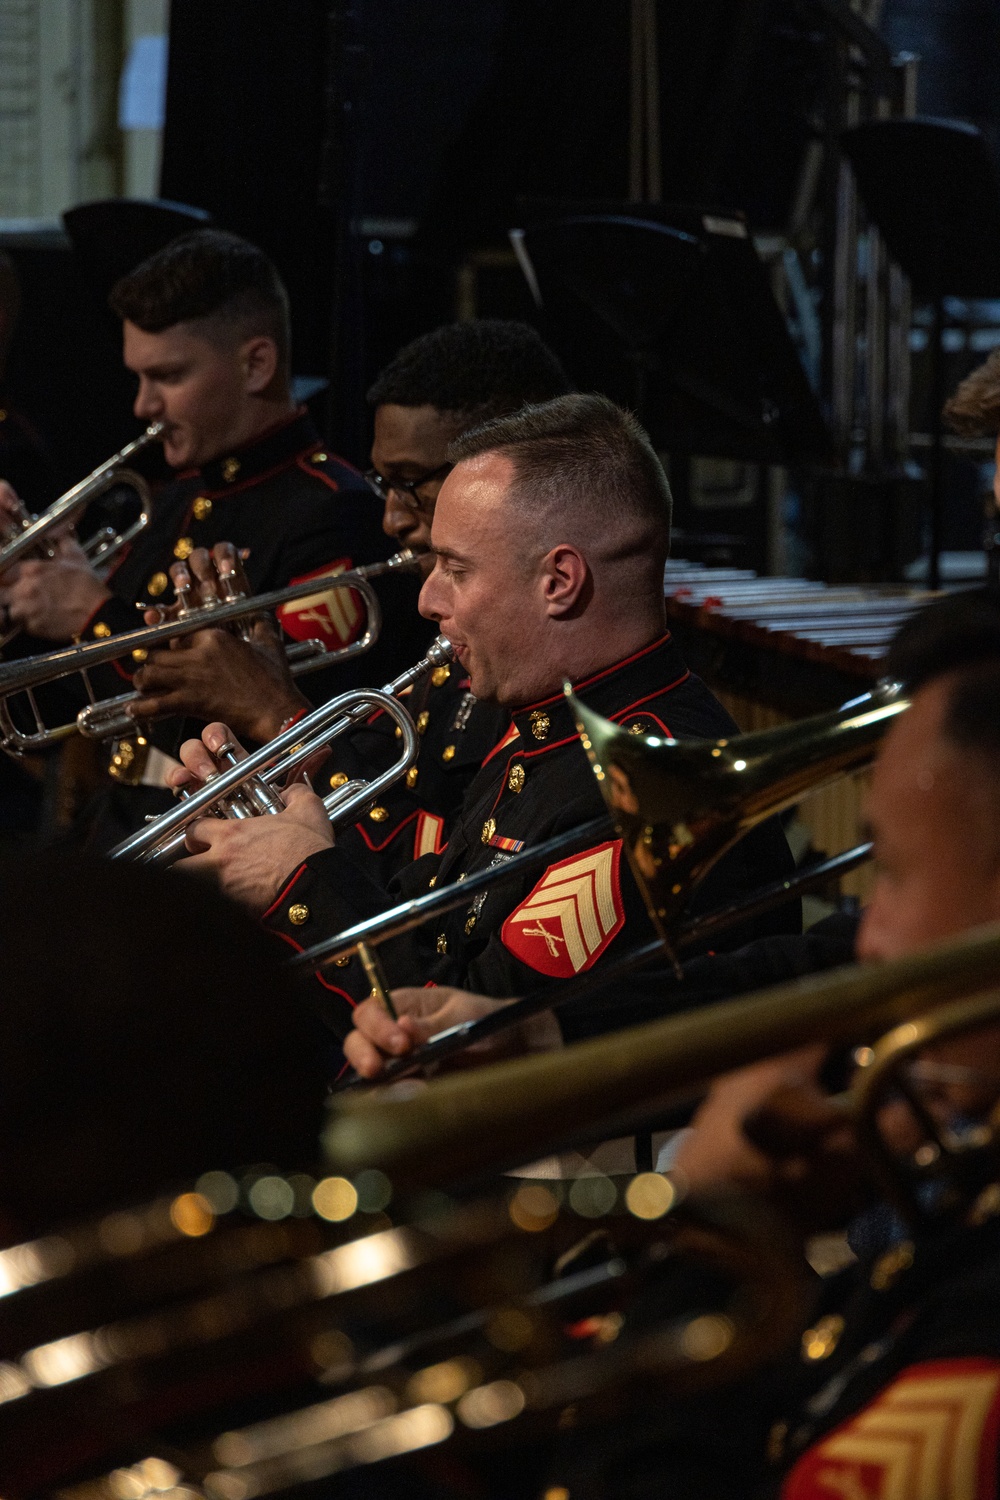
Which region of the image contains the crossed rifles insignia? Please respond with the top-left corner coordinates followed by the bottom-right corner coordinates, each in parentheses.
top-left (276, 558), bottom-right (364, 646)
top-left (500, 840), bottom-right (625, 978)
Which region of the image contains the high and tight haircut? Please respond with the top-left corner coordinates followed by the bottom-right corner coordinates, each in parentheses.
top-left (885, 588), bottom-right (1000, 766)
top-left (366, 319), bottom-right (571, 424)
top-left (448, 391), bottom-right (672, 550)
top-left (943, 350), bottom-right (1000, 438)
top-left (109, 229), bottom-right (291, 371)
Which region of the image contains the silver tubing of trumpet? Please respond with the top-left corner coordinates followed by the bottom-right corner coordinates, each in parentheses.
top-left (0, 423), bottom-right (165, 571)
top-left (109, 635), bottom-right (453, 867)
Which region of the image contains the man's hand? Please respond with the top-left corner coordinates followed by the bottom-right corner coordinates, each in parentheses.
top-left (343, 987), bottom-right (562, 1079)
top-left (0, 532), bottom-right (110, 638)
top-left (131, 626), bottom-right (309, 740)
top-left (175, 722), bottom-right (333, 912)
top-left (673, 1047), bottom-right (872, 1233)
top-left (131, 545), bottom-right (309, 740)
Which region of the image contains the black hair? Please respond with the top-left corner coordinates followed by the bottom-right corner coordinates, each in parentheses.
top-left (885, 588), bottom-right (1000, 763)
top-left (109, 229), bottom-right (290, 370)
top-left (449, 391), bottom-right (672, 549)
top-left (366, 319), bottom-right (570, 422)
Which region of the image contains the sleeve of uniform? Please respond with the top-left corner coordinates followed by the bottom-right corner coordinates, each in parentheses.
top-left (555, 919), bottom-right (859, 1044)
top-left (261, 845), bottom-right (456, 1028)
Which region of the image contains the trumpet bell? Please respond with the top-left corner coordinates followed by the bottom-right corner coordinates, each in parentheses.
top-left (566, 679), bottom-right (909, 941)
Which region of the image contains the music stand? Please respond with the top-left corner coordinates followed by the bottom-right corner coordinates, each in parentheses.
top-left (62, 198), bottom-right (213, 304)
top-left (511, 209), bottom-right (831, 465)
top-left (842, 118), bottom-right (1000, 590)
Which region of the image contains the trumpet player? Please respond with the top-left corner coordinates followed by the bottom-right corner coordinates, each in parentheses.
top-left (174, 393), bottom-right (797, 1036)
top-left (0, 230), bottom-right (394, 842)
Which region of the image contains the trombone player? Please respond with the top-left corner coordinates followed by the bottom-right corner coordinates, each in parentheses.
top-left (173, 393), bottom-right (798, 1035)
top-left (0, 229), bottom-right (392, 842)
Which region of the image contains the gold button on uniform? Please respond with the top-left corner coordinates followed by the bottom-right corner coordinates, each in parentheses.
top-left (222, 457), bottom-right (240, 482)
top-left (431, 666), bottom-right (450, 687)
top-left (192, 496), bottom-right (212, 521)
top-left (131, 648), bottom-right (148, 663)
top-left (529, 710), bottom-right (550, 741)
top-left (801, 1314), bottom-right (844, 1362)
top-left (436, 933), bottom-right (448, 954)
top-left (628, 721), bottom-right (645, 735)
top-left (405, 766), bottom-right (419, 788)
top-left (416, 710), bottom-right (430, 734)
top-left (329, 770), bottom-right (349, 789)
top-left (464, 915), bottom-right (477, 935)
top-left (507, 763), bottom-right (525, 793)
top-left (92, 621), bottom-right (112, 638)
top-left (147, 571), bottom-right (169, 596)
top-left (481, 817), bottom-right (496, 845)
top-left (288, 903), bottom-right (310, 925)
top-left (368, 805), bottom-right (388, 822)
top-left (174, 536), bottom-right (194, 560)
top-left (442, 744), bottom-right (456, 762)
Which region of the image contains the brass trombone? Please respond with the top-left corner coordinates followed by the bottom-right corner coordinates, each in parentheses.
top-left (292, 679), bottom-right (907, 987)
top-left (0, 548), bottom-right (420, 755)
top-left (108, 636), bottom-right (454, 868)
top-left (0, 421), bottom-right (163, 581)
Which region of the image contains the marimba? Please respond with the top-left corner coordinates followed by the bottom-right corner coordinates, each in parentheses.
top-left (663, 562), bottom-right (932, 898)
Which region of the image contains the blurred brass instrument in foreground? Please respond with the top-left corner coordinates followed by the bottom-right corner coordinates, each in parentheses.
top-left (0, 547), bottom-right (420, 755)
top-left (307, 681), bottom-right (906, 1087)
top-left (5, 925), bottom-right (1000, 1497)
top-left (109, 635), bottom-right (454, 868)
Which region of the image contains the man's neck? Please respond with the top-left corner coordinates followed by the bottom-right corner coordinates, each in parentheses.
top-left (205, 397), bottom-right (297, 464)
top-left (504, 614), bottom-right (668, 709)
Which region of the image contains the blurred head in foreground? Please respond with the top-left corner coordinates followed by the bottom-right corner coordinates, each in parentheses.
top-left (0, 854), bottom-right (327, 1241)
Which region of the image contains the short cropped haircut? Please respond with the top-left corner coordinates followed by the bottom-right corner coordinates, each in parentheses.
top-left (886, 588), bottom-right (1000, 769)
top-left (109, 229), bottom-right (291, 370)
top-left (448, 392), bottom-right (672, 549)
top-left (367, 319), bottom-right (571, 423)
top-left (943, 349), bottom-right (1000, 438)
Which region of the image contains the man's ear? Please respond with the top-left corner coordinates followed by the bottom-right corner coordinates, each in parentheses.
top-left (241, 335), bottom-right (280, 395)
top-left (541, 544), bottom-right (591, 618)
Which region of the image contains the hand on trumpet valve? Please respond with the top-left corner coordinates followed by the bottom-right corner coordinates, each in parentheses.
top-left (0, 526), bottom-right (110, 637)
top-left (130, 544), bottom-right (310, 740)
top-left (343, 985), bottom-right (563, 1080)
top-left (171, 721), bottom-right (334, 912)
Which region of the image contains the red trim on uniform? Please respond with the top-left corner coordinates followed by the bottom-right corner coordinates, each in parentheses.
top-left (610, 674), bottom-right (689, 721)
top-left (79, 598), bottom-right (113, 635)
top-left (516, 633), bottom-right (673, 714)
top-left (267, 928), bottom-right (358, 999)
top-left (353, 809), bottom-right (418, 852)
top-left (261, 862), bottom-right (310, 921)
top-left (481, 719), bottom-right (520, 769)
top-left (294, 454), bottom-right (341, 493)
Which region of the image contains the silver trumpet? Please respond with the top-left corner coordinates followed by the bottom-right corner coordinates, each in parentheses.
top-left (0, 422), bottom-right (163, 578)
top-left (109, 635), bottom-right (454, 868)
top-left (0, 548), bottom-right (420, 754)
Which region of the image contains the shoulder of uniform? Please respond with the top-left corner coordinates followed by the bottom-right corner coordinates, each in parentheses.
top-left (295, 447), bottom-right (367, 494)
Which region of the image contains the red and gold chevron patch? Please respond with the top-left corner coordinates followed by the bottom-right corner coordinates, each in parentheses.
top-left (782, 1358), bottom-right (1000, 1500)
top-left (276, 558), bottom-right (364, 646)
top-left (500, 840), bottom-right (625, 977)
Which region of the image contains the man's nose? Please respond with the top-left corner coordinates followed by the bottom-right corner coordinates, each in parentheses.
top-left (381, 490), bottom-right (412, 541)
top-left (418, 564), bottom-right (444, 621)
top-left (134, 379), bottom-right (161, 421)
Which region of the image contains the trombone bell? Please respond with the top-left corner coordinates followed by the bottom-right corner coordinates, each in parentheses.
top-left (566, 679), bottom-right (909, 942)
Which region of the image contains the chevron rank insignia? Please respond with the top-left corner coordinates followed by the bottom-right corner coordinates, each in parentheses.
top-left (500, 840), bottom-right (625, 977)
top-left (781, 1358), bottom-right (1000, 1500)
top-left (276, 558), bottom-right (364, 646)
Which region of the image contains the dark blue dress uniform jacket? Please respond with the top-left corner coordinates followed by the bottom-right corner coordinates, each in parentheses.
top-left (264, 631), bottom-right (798, 1038)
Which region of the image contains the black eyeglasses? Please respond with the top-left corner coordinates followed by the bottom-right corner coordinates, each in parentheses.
top-left (363, 462), bottom-right (452, 509)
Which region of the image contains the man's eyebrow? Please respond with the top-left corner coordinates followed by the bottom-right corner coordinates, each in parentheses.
top-left (432, 544), bottom-right (470, 564)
